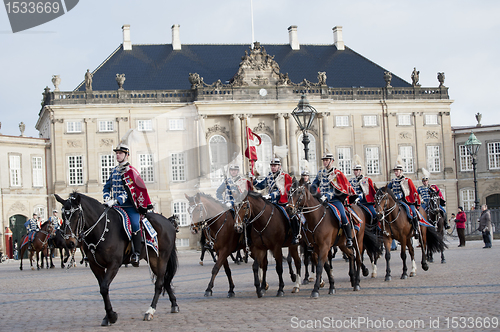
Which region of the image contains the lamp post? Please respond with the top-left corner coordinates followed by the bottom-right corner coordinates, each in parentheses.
top-left (465, 131), bottom-right (482, 209)
top-left (291, 94), bottom-right (317, 161)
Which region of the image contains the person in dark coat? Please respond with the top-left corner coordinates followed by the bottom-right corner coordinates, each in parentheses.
top-left (478, 204), bottom-right (492, 249)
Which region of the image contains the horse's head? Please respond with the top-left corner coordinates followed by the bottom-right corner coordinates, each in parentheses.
top-left (55, 192), bottom-right (82, 250)
top-left (233, 191), bottom-right (265, 233)
top-left (374, 185), bottom-right (395, 219)
top-left (287, 181), bottom-right (308, 217)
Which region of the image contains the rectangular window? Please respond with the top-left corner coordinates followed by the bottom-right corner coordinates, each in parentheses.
top-left (399, 146), bottom-right (414, 173)
top-left (139, 154), bottom-right (154, 183)
top-left (98, 120), bottom-right (114, 132)
top-left (68, 155), bottom-right (83, 185)
top-left (460, 189), bottom-right (475, 211)
top-left (171, 153), bottom-right (186, 182)
top-left (363, 115), bottom-right (377, 127)
top-left (425, 114), bottom-right (438, 125)
top-left (138, 119), bottom-right (152, 131)
top-left (169, 119), bottom-right (184, 131)
top-left (428, 145), bottom-right (441, 172)
top-left (32, 156), bottom-right (44, 187)
top-left (459, 145), bottom-right (472, 171)
top-left (100, 155), bottom-right (115, 184)
top-left (9, 155), bottom-right (21, 187)
top-left (337, 147), bottom-right (351, 175)
top-left (335, 115), bottom-right (349, 127)
top-left (34, 206), bottom-right (45, 221)
top-left (398, 114), bottom-right (411, 126)
top-left (67, 121), bottom-right (82, 133)
top-left (488, 142), bottom-right (500, 169)
top-left (366, 147), bottom-right (379, 175)
top-left (173, 201), bottom-right (189, 227)
top-left (175, 238), bottom-right (190, 248)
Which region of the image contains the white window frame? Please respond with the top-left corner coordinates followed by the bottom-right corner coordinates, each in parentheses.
top-left (298, 133), bottom-right (318, 175)
top-left (172, 201), bottom-right (189, 227)
top-left (68, 155), bottom-right (84, 185)
top-left (98, 120), bottom-right (114, 132)
top-left (424, 114), bottom-right (438, 125)
top-left (399, 146), bottom-right (414, 173)
top-left (365, 147), bottom-right (380, 175)
top-left (137, 119), bottom-right (153, 132)
top-left (139, 154), bottom-right (154, 183)
top-left (397, 114), bottom-right (412, 126)
top-left (175, 238), bottom-right (190, 248)
top-left (460, 188), bottom-right (475, 211)
top-left (335, 115), bottom-right (349, 127)
top-left (337, 147), bottom-right (352, 176)
top-left (488, 142), bottom-right (500, 170)
top-left (66, 121), bottom-right (82, 133)
top-left (209, 135), bottom-right (228, 186)
top-left (363, 115), bottom-right (378, 127)
top-left (427, 145), bottom-right (441, 172)
top-left (459, 145), bottom-right (473, 171)
top-left (100, 154), bottom-right (115, 184)
top-left (9, 154), bottom-right (21, 187)
top-left (32, 156), bottom-right (44, 187)
top-left (171, 152), bottom-right (186, 182)
top-left (169, 119), bottom-right (184, 131)
top-left (34, 206), bottom-right (46, 221)
top-left (255, 134), bottom-right (273, 177)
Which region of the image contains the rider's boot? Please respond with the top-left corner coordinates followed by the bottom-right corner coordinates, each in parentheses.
top-left (131, 231), bottom-right (142, 267)
top-left (342, 223), bottom-right (353, 248)
top-left (290, 215), bottom-right (301, 245)
top-left (413, 217), bottom-right (420, 239)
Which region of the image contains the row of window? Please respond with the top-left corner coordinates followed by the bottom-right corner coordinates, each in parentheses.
top-left (9, 155), bottom-right (44, 187)
top-left (66, 119), bottom-right (185, 133)
top-left (459, 142), bottom-right (500, 171)
top-left (335, 114), bottom-right (440, 127)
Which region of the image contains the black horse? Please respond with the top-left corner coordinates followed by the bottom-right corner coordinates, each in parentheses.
top-left (426, 189), bottom-right (447, 264)
top-left (43, 228), bottom-right (71, 268)
top-left (55, 192), bottom-right (179, 326)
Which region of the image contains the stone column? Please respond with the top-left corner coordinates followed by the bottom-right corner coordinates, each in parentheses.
top-left (197, 115), bottom-right (209, 178)
top-left (321, 112), bottom-right (331, 154)
top-left (276, 113), bottom-right (288, 171)
top-left (84, 118), bottom-right (98, 192)
top-left (288, 115), bottom-right (299, 176)
top-left (231, 114), bottom-right (243, 169)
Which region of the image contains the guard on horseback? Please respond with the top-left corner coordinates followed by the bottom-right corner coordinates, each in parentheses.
top-left (253, 158), bottom-right (300, 244)
top-left (299, 170), bottom-right (311, 187)
top-left (49, 210), bottom-right (62, 230)
top-left (349, 163), bottom-right (377, 223)
top-left (216, 165), bottom-right (251, 208)
top-left (103, 135), bottom-right (153, 267)
top-left (311, 153), bottom-right (355, 248)
top-left (24, 213), bottom-right (39, 247)
top-left (388, 163), bottom-right (421, 239)
top-left (417, 176), bottom-right (450, 229)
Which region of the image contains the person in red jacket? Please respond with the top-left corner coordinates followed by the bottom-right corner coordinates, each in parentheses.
top-left (455, 206), bottom-right (467, 247)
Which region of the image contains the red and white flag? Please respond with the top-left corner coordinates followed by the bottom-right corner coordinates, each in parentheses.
top-left (245, 127), bottom-right (261, 175)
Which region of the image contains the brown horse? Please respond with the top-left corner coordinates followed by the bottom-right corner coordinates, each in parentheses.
top-left (19, 221), bottom-right (53, 270)
top-left (234, 192), bottom-right (302, 297)
top-left (373, 185), bottom-right (445, 281)
top-left (185, 192), bottom-right (243, 298)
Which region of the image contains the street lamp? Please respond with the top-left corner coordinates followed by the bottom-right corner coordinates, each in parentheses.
top-left (292, 94), bottom-right (317, 161)
top-left (465, 131), bottom-right (482, 209)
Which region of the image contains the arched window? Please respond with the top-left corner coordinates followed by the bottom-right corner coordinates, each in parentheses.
top-left (209, 135), bottom-right (228, 186)
top-left (298, 133), bottom-right (317, 175)
top-left (255, 134), bottom-right (273, 176)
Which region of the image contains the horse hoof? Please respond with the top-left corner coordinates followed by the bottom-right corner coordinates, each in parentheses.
top-left (276, 290), bottom-right (284, 297)
top-left (308, 277), bottom-right (315, 282)
top-left (227, 292), bottom-right (235, 298)
top-left (362, 267), bottom-right (369, 277)
top-left (257, 291), bottom-right (264, 298)
top-left (428, 258), bottom-right (434, 263)
top-left (204, 290), bottom-right (212, 297)
top-left (31, 267), bottom-right (35, 270)
top-left (302, 279), bottom-right (309, 285)
top-left (353, 285), bottom-right (360, 291)
top-left (401, 274), bottom-right (408, 280)
top-left (144, 313), bottom-right (153, 321)
top-left (101, 317), bottom-right (111, 326)
top-left (292, 287), bottom-right (300, 293)
top-left (290, 274), bottom-right (297, 283)
top-left (265, 283), bottom-right (269, 291)
top-left (384, 276), bottom-right (391, 281)
top-left (108, 311), bottom-right (118, 324)
top-left (371, 273), bottom-right (376, 278)
top-left (171, 305), bottom-right (180, 313)
top-left (410, 272), bottom-right (416, 277)
top-left (422, 263), bottom-right (429, 271)
top-left (441, 259), bottom-right (446, 264)
top-left (319, 280), bottom-right (325, 288)
top-left (328, 288), bottom-right (335, 295)
top-left (310, 291), bottom-right (319, 299)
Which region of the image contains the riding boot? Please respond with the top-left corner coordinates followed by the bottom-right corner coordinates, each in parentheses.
top-left (131, 231), bottom-right (142, 267)
top-left (342, 223), bottom-right (353, 248)
top-left (290, 215), bottom-right (301, 245)
top-left (413, 217), bottom-right (420, 239)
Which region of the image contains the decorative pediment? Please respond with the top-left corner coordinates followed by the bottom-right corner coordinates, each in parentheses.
top-left (426, 131), bottom-right (439, 139)
top-left (253, 122), bottom-right (274, 136)
top-left (206, 124), bottom-right (230, 139)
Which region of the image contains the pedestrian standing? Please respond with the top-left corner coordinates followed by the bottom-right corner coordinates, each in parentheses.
top-left (455, 207), bottom-right (467, 247)
top-left (478, 204), bottom-right (492, 249)
top-left (13, 239), bottom-right (18, 260)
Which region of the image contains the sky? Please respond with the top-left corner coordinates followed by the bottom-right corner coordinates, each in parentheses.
top-left (0, 0), bottom-right (499, 138)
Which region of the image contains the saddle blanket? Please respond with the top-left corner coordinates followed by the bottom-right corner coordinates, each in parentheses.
top-left (20, 232), bottom-right (36, 248)
top-left (115, 206), bottom-right (159, 256)
top-left (274, 204), bottom-right (290, 222)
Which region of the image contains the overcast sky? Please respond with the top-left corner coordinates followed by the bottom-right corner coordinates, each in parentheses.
top-left (1, 0), bottom-right (499, 137)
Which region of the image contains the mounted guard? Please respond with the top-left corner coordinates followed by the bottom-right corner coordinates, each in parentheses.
top-left (417, 171), bottom-right (450, 229)
top-left (216, 165), bottom-right (251, 208)
top-left (24, 213), bottom-right (39, 247)
top-left (349, 162), bottom-right (377, 223)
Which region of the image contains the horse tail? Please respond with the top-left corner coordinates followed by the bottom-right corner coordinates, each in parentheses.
top-left (425, 226), bottom-right (448, 253)
top-left (363, 227), bottom-right (383, 257)
top-left (162, 243), bottom-right (178, 296)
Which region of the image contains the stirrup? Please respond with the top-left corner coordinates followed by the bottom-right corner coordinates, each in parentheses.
top-left (131, 253), bottom-right (140, 267)
top-left (346, 238), bottom-right (353, 248)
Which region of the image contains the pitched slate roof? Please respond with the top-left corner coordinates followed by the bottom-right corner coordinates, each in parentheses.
top-left (76, 44), bottom-right (410, 91)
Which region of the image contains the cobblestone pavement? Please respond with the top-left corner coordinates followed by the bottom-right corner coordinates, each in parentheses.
top-left (0, 237), bottom-right (499, 332)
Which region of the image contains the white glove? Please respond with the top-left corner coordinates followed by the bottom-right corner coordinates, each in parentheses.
top-left (105, 199), bottom-right (117, 207)
top-left (320, 195), bottom-right (327, 202)
top-left (225, 202), bottom-right (232, 208)
top-left (263, 194), bottom-right (271, 200)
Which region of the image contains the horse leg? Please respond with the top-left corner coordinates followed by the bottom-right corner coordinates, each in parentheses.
top-left (90, 263), bottom-right (120, 326)
top-left (286, 251), bottom-right (296, 283)
top-left (408, 240), bottom-right (417, 277)
top-left (19, 245), bottom-right (25, 270)
top-left (144, 254), bottom-right (166, 321)
top-left (222, 258), bottom-right (236, 298)
top-left (383, 238), bottom-right (392, 281)
top-left (302, 247), bottom-right (311, 285)
top-left (400, 236), bottom-right (409, 279)
top-left (204, 249), bottom-right (229, 297)
top-left (311, 244), bottom-right (329, 298)
top-left (273, 248), bottom-right (285, 297)
top-left (251, 251), bottom-right (265, 298)
top-left (260, 254), bottom-right (269, 293)
top-left (290, 245), bottom-right (301, 293)
top-left (323, 259), bottom-right (335, 295)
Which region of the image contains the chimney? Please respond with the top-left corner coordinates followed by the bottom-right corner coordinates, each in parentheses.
top-left (288, 25), bottom-right (300, 50)
top-left (332, 26), bottom-right (344, 50)
top-left (172, 24), bottom-right (181, 51)
top-left (122, 25), bottom-right (132, 50)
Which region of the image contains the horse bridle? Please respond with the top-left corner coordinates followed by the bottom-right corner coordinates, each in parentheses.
top-left (374, 189), bottom-right (400, 226)
top-left (188, 196), bottom-right (229, 248)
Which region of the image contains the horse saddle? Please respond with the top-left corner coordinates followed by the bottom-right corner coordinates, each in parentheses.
top-left (114, 206), bottom-right (159, 256)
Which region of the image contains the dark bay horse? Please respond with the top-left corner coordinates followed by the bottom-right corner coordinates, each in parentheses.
top-left (235, 192), bottom-right (302, 298)
top-left (55, 192), bottom-right (179, 325)
top-left (426, 190), bottom-right (447, 264)
top-left (46, 228), bottom-right (71, 268)
top-left (19, 221), bottom-right (53, 270)
top-left (185, 192), bottom-right (243, 298)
